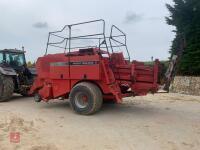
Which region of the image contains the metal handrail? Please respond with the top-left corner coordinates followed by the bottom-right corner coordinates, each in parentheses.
top-left (45, 19), bottom-right (106, 55)
top-left (45, 19), bottom-right (131, 61)
top-left (109, 25), bottom-right (130, 61)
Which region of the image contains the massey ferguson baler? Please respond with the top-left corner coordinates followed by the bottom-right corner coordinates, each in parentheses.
top-left (29, 20), bottom-right (161, 115)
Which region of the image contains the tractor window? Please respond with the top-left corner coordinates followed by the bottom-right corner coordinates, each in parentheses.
top-left (0, 53), bottom-right (3, 63)
top-left (5, 53), bottom-right (25, 67)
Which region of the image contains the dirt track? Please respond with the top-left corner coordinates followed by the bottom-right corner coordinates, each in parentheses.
top-left (0, 93), bottom-right (200, 150)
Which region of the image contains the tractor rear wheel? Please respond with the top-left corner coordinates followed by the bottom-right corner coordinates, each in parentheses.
top-left (0, 75), bottom-right (14, 102)
top-left (69, 82), bottom-right (103, 115)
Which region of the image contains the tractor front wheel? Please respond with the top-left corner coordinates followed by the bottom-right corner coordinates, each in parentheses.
top-left (0, 75), bottom-right (14, 102)
top-left (69, 82), bottom-right (103, 115)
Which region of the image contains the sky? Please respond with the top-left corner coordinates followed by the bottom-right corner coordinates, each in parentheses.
top-left (0, 0), bottom-right (175, 62)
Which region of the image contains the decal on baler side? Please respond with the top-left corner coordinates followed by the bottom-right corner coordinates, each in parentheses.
top-left (50, 61), bottom-right (99, 66)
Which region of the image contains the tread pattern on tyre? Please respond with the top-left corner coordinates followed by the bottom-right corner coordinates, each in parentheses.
top-left (69, 82), bottom-right (103, 115)
top-left (0, 75), bottom-right (14, 102)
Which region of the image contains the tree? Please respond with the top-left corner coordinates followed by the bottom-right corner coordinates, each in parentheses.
top-left (27, 61), bottom-right (35, 68)
top-left (166, 0), bottom-right (200, 75)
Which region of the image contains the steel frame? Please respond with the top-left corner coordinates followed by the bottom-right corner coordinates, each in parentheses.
top-left (45, 19), bottom-right (130, 61)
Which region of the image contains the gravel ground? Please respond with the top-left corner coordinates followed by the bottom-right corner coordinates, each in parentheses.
top-left (0, 93), bottom-right (200, 150)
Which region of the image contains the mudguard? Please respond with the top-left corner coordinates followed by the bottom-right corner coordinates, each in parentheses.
top-left (0, 66), bottom-right (17, 76)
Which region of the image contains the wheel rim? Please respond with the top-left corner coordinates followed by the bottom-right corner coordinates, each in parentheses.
top-left (74, 92), bottom-right (89, 109)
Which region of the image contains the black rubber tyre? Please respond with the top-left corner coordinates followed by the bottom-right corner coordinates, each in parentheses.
top-left (69, 82), bottom-right (103, 115)
top-left (0, 75), bottom-right (14, 102)
top-left (34, 93), bottom-right (41, 102)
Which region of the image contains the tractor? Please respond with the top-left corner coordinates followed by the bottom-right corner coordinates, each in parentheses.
top-left (29, 19), bottom-right (162, 115)
top-left (0, 48), bottom-right (36, 101)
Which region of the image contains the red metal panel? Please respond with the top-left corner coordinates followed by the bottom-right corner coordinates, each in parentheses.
top-left (30, 49), bottom-right (161, 103)
top-left (70, 65), bottom-right (100, 80)
top-left (50, 66), bottom-right (70, 79)
top-left (136, 76), bottom-right (154, 82)
top-left (69, 55), bottom-right (100, 80)
top-left (52, 80), bottom-right (70, 98)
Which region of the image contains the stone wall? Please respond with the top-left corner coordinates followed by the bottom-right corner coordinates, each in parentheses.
top-left (170, 76), bottom-right (200, 96)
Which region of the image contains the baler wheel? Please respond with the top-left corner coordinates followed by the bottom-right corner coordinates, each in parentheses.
top-left (69, 82), bottom-right (103, 115)
top-left (34, 93), bottom-right (42, 102)
top-left (0, 75), bottom-right (14, 102)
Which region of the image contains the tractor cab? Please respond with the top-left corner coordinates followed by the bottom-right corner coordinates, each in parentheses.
top-left (0, 49), bottom-right (26, 69)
